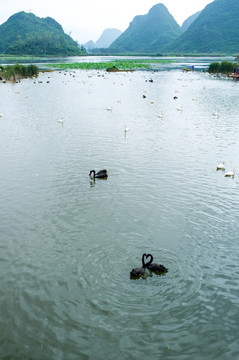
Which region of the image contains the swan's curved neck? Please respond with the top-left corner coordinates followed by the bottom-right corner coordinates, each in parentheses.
top-left (90, 170), bottom-right (95, 178)
top-left (142, 253), bottom-right (147, 268)
top-left (146, 254), bottom-right (153, 266)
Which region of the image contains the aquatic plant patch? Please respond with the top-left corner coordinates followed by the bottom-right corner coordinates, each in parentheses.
top-left (47, 59), bottom-right (175, 71)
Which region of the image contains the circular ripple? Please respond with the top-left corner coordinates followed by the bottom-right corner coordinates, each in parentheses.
top-left (76, 243), bottom-right (203, 332)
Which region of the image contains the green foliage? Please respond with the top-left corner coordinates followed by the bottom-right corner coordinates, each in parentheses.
top-left (109, 4), bottom-right (182, 54)
top-left (48, 59), bottom-right (175, 71)
top-left (208, 62), bottom-right (221, 73)
top-left (26, 64), bottom-right (39, 76)
top-left (0, 11), bottom-right (86, 56)
top-left (50, 61), bottom-right (150, 71)
top-left (208, 61), bottom-right (237, 74)
top-left (5, 32), bottom-right (83, 56)
top-left (220, 61), bottom-right (235, 73)
top-left (168, 0), bottom-right (239, 54)
top-left (2, 66), bottom-right (15, 80)
top-left (1, 63), bottom-right (39, 80)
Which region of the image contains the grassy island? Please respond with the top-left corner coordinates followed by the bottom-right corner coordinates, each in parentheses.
top-left (0, 63), bottom-right (39, 81)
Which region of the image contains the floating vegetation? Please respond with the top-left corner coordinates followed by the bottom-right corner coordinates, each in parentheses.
top-left (0, 63), bottom-right (39, 81)
top-left (48, 59), bottom-right (175, 71)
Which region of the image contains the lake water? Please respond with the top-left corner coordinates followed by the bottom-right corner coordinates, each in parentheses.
top-left (0, 67), bottom-right (239, 359)
top-left (1, 55), bottom-right (235, 71)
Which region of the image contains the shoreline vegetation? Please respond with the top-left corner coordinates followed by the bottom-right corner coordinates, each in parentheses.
top-left (0, 63), bottom-right (39, 81)
top-left (1, 60), bottom-right (239, 82)
top-left (208, 61), bottom-right (238, 74)
top-left (208, 60), bottom-right (239, 79)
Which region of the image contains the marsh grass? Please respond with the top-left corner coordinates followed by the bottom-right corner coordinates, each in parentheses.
top-left (208, 61), bottom-right (238, 74)
top-left (0, 63), bottom-right (39, 81)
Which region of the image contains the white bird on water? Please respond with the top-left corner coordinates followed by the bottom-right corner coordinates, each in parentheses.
top-left (124, 125), bottom-right (130, 132)
top-left (58, 117), bottom-right (64, 125)
top-left (216, 161), bottom-right (225, 171)
top-left (225, 168), bottom-right (235, 178)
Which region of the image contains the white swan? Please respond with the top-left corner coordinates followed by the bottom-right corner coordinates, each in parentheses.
top-left (216, 161), bottom-right (225, 171)
top-left (225, 168), bottom-right (235, 177)
top-left (58, 117), bottom-right (64, 124)
top-left (157, 112), bottom-right (164, 119)
top-left (124, 125), bottom-right (130, 132)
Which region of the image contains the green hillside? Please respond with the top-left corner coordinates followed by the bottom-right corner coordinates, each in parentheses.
top-left (0, 12), bottom-right (86, 56)
top-left (167, 0), bottom-right (239, 54)
top-left (109, 3), bottom-right (182, 54)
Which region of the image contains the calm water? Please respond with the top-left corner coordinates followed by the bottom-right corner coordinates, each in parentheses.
top-left (1, 55), bottom-right (235, 72)
top-left (0, 68), bottom-right (239, 359)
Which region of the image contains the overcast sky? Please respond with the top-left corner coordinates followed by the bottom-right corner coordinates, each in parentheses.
top-left (1, 0), bottom-right (213, 44)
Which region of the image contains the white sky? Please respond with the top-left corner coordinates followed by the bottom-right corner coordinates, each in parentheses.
top-left (0, 0), bottom-right (213, 44)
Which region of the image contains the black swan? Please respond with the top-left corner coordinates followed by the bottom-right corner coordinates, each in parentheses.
top-left (89, 169), bottom-right (108, 179)
top-left (130, 253), bottom-right (150, 278)
top-left (146, 254), bottom-right (168, 273)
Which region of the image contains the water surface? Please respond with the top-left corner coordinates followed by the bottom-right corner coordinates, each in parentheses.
top-left (0, 68), bottom-right (239, 359)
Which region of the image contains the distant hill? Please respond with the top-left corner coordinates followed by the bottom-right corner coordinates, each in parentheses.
top-left (85, 28), bottom-right (122, 51)
top-left (0, 11), bottom-right (86, 56)
top-left (167, 0), bottom-right (239, 54)
top-left (109, 3), bottom-right (182, 53)
top-left (181, 11), bottom-right (201, 32)
top-left (94, 28), bottom-right (122, 48)
top-left (85, 40), bottom-right (95, 51)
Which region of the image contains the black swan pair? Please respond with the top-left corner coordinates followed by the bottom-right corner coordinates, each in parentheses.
top-left (89, 169), bottom-right (108, 179)
top-left (130, 253), bottom-right (168, 278)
